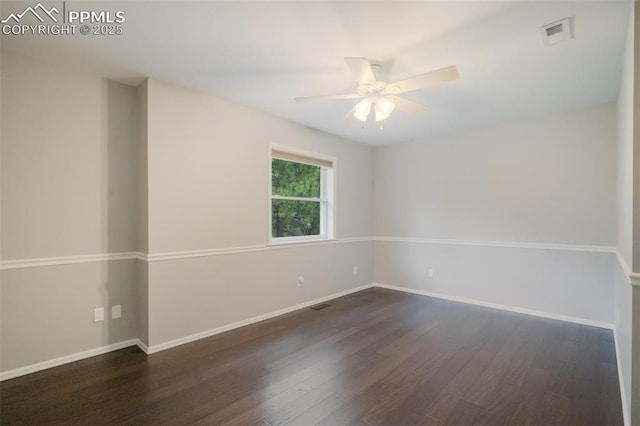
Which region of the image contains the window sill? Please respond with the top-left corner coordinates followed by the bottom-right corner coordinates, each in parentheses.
top-left (268, 237), bottom-right (336, 247)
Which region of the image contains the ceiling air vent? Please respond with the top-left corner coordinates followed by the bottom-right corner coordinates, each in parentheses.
top-left (540, 18), bottom-right (573, 46)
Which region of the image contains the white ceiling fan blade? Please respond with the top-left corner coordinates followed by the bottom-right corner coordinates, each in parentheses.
top-left (344, 57), bottom-right (376, 86)
top-left (388, 65), bottom-right (459, 94)
top-left (389, 96), bottom-right (428, 114)
top-left (294, 93), bottom-right (362, 102)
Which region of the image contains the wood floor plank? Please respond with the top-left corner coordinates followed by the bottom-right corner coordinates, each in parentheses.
top-left (362, 347), bottom-right (455, 425)
top-left (209, 382), bottom-right (313, 426)
top-left (508, 366), bottom-right (549, 425)
top-left (463, 338), bottom-right (524, 407)
top-left (502, 339), bottom-right (537, 388)
top-left (369, 351), bottom-right (457, 425)
top-left (536, 391), bottom-right (573, 426)
top-left (472, 383), bottom-right (522, 425)
top-left (443, 400), bottom-right (482, 426)
top-left (262, 378), bottom-right (343, 425)
top-left (0, 288), bottom-right (624, 426)
top-left (425, 348), bottom-right (495, 421)
top-left (334, 341), bottom-right (420, 402)
top-left (546, 360), bottom-right (576, 398)
top-left (282, 396), bottom-right (344, 426)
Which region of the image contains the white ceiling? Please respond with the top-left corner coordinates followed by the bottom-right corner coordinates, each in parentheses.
top-left (1, 0), bottom-right (631, 145)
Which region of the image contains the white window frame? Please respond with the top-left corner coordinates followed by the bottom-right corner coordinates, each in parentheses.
top-left (268, 144), bottom-right (336, 245)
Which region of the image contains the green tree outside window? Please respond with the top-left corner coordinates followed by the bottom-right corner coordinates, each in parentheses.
top-left (271, 159), bottom-right (322, 238)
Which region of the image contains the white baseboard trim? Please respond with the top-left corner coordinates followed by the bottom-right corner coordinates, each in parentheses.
top-left (613, 328), bottom-right (630, 426)
top-left (135, 339), bottom-right (150, 354)
top-left (373, 283), bottom-right (614, 330)
top-left (144, 284), bottom-right (375, 354)
top-left (0, 339), bottom-right (139, 382)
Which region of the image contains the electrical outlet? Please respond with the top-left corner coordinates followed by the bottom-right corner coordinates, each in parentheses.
top-left (427, 268), bottom-right (434, 278)
top-left (353, 266), bottom-right (358, 275)
top-left (112, 305), bottom-right (122, 319)
top-left (297, 276), bottom-right (304, 287)
top-left (93, 307), bottom-right (104, 323)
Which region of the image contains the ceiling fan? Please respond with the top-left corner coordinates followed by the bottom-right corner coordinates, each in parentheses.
top-left (294, 57), bottom-right (459, 123)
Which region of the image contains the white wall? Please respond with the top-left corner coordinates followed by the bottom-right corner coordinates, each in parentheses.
top-left (373, 104), bottom-right (618, 324)
top-left (145, 79), bottom-right (373, 347)
top-left (0, 53), bottom-right (140, 373)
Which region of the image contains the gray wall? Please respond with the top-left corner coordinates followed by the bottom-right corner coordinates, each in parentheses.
top-left (137, 80), bottom-right (149, 255)
top-left (614, 262), bottom-right (633, 425)
top-left (137, 260), bottom-right (149, 346)
top-left (374, 104), bottom-right (616, 245)
top-left (635, 0), bottom-right (640, 276)
top-left (0, 53), bottom-right (140, 372)
top-left (1, 55), bottom-right (139, 259)
top-left (631, 2), bottom-right (640, 423)
top-left (149, 243), bottom-right (372, 345)
top-left (1, 261), bottom-right (138, 371)
top-left (0, 44), bottom-right (632, 407)
top-left (145, 79), bottom-right (373, 347)
top-left (0, 54), bottom-right (375, 369)
top-left (617, 2), bottom-right (634, 269)
top-left (146, 79), bottom-right (372, 254)
top-left (614, 5), bottom-right (635, 424)
top-left (136, 80), bottom-right (150, 346)
top-left (373, 104), bottom-right (618, 324)
top-left (0, 54), bottom-right (374, 372)
top-left (375, 241), bottom-right (615, 324)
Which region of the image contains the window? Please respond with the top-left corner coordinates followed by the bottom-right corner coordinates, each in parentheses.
top-left (270, 147), bottom-right (335, 243)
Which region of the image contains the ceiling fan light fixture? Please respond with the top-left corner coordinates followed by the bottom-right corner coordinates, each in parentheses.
top-left (294, 58), bottom-right (459, 125)
top-left (354, 98), bottom-right (372, 122)
top-left (374, 97), bottom-right (395, 122)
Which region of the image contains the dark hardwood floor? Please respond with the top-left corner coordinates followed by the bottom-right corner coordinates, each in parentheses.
top-left (0, 288), bottom-right (624, 425)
